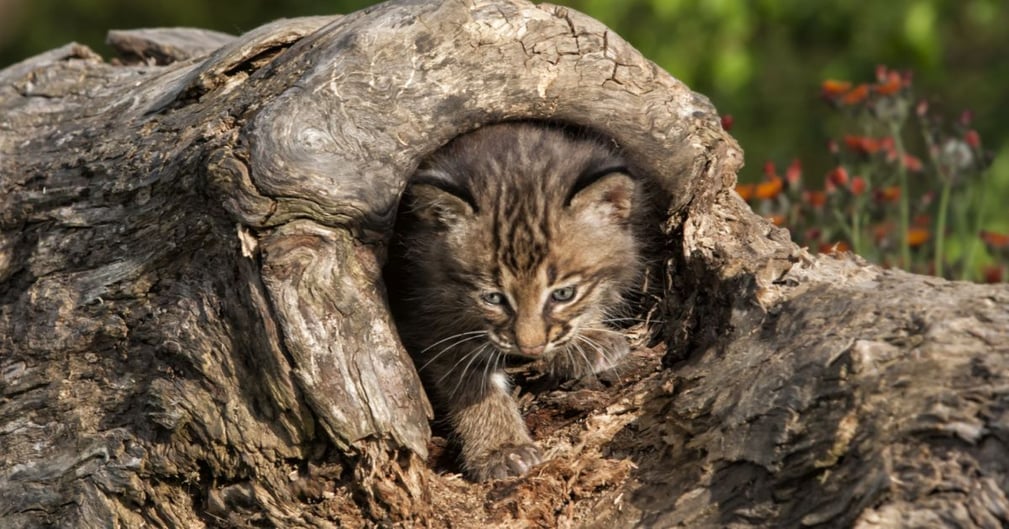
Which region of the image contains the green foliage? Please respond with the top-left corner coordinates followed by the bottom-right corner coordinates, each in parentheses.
top-left (2, 0), bottom-right (1006, 277)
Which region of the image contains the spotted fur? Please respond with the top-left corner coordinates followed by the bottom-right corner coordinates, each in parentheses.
top-left (387, 122), bottom-right (642, 481)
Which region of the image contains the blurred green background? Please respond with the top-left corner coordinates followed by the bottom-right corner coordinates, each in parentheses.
top-left (2, 0), bottom-right (1006, 229)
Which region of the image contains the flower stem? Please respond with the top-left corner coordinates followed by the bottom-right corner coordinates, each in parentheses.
top-left (851, 198), bottom-right (862, 256)
top-left (934, 174), bottom-right (952, 278)
top-left (961, 170), bottom-right (990, 280)
top-left (890, 123), bottom-right (911, 270)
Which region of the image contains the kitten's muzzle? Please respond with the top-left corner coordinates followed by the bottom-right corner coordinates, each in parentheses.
top-left (518, 343), bottom-right (545, 357)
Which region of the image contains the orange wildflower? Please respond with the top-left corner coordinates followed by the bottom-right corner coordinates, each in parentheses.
top-left (907, 227), bottom-right (930, 248)
top-left (980, 230), bottom-right (1009, 249)
top-left (875, 186), bottom-right (901, 203)
top-left (803, 190), bottom-right (827, 208)
top-left (841, 84), bottom-right (870, 105)
top-left (767, 214), bottom-right (786, 226)
top-left (754, 177), bottom-right (783, 200)
top-left (874, 70), bottom-right (904, 95)
top-left (736, 183), bottom-right (755, 201)
top-left (844, 135), bottom-right (882, 155)
top-left (820, 241), bottom-right (851, 254)
top-left (821, 79), bottom-right (852, 98)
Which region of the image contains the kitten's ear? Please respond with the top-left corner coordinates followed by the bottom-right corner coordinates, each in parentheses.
top-left (568, 171), bottom-right (636, 223)
top-left (405, 169), bottom-right (475, 227)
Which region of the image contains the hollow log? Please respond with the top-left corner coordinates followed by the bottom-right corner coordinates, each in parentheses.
top-left (1, 1), bottom-right (1007, 527)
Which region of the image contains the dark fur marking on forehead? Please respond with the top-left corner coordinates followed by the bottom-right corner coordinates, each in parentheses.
top-left (502, 216), bottom-right (549, 274)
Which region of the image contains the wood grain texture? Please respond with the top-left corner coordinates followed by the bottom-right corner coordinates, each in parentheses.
top-left (1, 0), bottom-right (1007, 527)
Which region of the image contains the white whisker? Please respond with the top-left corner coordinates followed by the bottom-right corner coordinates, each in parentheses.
top-left (576, 333), bottom-right (624, 385)
top-left (571, 336), bottom-right (597, 379)
top-left (447, 343), bottom-right (490, 399)
top-left (418, 330), bottom-right (488, 355)
top-left (417, 332), bottom-right (488, 372)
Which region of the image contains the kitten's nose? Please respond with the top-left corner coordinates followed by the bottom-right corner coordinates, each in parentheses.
top-left (519, 343), bottom-right (545, 356)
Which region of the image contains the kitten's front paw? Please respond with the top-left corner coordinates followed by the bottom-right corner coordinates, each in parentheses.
top-left (468, 443), bottom-right (543, 481)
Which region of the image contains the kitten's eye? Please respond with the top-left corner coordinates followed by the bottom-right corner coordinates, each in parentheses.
top-left (551, 286), bottom-right (576, 303)
top-left (481, 292), bottom-right (507, 306)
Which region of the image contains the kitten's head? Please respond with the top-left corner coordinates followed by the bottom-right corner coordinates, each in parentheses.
top-left (399, 123), bottom-right (642, 359)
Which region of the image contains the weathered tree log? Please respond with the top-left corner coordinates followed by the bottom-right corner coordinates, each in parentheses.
top-left (1, 1), bottom-right (1007, 528)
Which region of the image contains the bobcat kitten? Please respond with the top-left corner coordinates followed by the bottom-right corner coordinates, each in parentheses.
top-left (388, 122), bottom-right (642, 481)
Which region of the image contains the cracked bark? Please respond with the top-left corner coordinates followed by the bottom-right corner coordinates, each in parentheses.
top-left (1, 1), bottom-right (1007, 528)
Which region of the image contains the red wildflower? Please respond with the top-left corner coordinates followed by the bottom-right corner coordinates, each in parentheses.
top-left (763, 160), bottom-right (779, 179)
top-left (827, 166), bottom-right (849, 187)
top-left (721, 114), bottom-right (734, 132)
top-left (982, 265), bottom-right (1004, 283)
top-left (841, 84), bottom-right (870, 105)
top-left (850, 176), bottom-right (867, 195)
top-left (965, 129), bottom-right (981, 149)
top-left (902, 154), bottom-right (924, 172)
top-left (785, 159), bottom-right (802, 186)
top-left (915, 99), bottom-right (929, 117)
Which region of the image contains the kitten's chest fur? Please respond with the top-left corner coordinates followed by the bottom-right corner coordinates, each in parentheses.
top-left (386, 122), bottom-right (642, 481)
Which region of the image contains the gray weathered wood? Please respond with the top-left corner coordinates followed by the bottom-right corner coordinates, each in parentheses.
top-left (1, 0), bottom-right (1007, 527)
top-left (106, 27), bottom-right (237, 64)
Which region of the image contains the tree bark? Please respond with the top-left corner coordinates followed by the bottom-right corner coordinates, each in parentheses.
top-left (1, 1), bottom-right (1007, 528)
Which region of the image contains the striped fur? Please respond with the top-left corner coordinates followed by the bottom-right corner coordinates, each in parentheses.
top-left (387, 122), bottom-right (642, 481)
